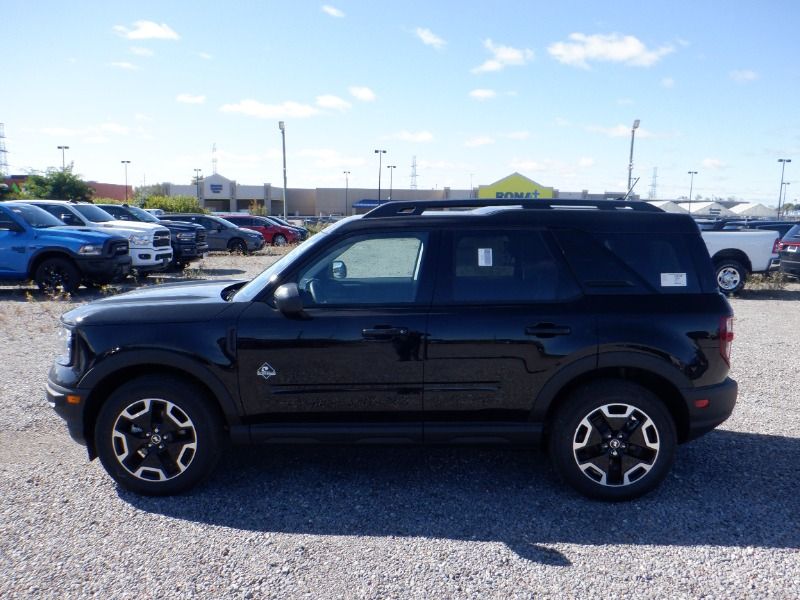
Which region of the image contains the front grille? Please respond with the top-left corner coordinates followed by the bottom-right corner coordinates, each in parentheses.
top-left (153, 229), bottom-right (171, 247)
top-left (109, 241), bottom-right (129, 256)
top-left (196, 230), bottom-right (206, 242)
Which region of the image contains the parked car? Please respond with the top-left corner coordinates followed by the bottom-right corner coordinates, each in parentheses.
top-left (700, 228), bottom-right (780, 294)
top-left (777, 224), bottom-right (800, 279)
top-left (96, 204), bottom-right (208, 269)
top-left (144, 208), bottom-right (165, 217)
top-left (0, 202), bottom-right (130, 293)
top-left (217, 214), bottom-right (299, 246)
top-left (162, 213), bottom-right (265, 254)
top-left (47, 199), bottom-right (737, 501)
top-left (23, 200), bottom-right (172, 273)
top-left (265, 216), bottom-right (309, 241)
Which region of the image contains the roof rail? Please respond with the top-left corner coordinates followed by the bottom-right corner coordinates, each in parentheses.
top-left (363, 198), bottom-right (661, 218)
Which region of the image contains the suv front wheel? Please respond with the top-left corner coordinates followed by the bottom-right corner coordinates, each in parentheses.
top-left (95, 375), bottom-right (224, 495)
top-left (548, 380), bottom-right (676, 501)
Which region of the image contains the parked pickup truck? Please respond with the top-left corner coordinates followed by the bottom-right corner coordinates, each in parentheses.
top-left (701, 229), bottom-right (779, 294)
top-left (0, 202), bottom-right (131, 293)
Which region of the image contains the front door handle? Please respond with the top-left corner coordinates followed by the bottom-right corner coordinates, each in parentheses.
top-left (525, 323), bottom-right (571, 338)
top-left (362, 326), bottom-right (409, 340)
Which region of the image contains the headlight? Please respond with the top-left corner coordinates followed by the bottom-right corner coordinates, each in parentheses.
top-left (128, 232), bottom-right (150, 246)
top-left (176, 232), bottom-right (195, 241)
top-left (56, 327), bottom-right (73, 366)
top-left (78, 244), bottom-right (103, 255)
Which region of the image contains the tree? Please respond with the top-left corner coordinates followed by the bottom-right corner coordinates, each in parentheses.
top-left (23, 167), bottom-right (94, 202)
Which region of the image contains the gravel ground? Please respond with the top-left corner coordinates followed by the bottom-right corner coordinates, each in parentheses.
top-left (1, 251), bottom-right (799, 599)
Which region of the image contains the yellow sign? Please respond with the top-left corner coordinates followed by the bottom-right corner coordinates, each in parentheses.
top-left (478, 172), bottom-right (554, 200)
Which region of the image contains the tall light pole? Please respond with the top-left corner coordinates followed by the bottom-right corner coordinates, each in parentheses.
top-left (193, 168), bottom-right (202, 200)
top-left (57, 145), bottom-right (69, 170)
top-left (343, 170), bottom-right (350, 216)
top-left (387, 165), bottom-right (396, 200)
top-left (778, 158), bottom-right (791, 218)
top-left (782, 182), bottom-right (791, 216)
top-left (687, 170), bottom-right (698, 215)
top-left (121, 160), bottom-right (131, 202)
top-left (279, 121), bottom-right (288, 219)
top-left (374, 149), bottom-right (386, 203)
top-left (627, 119), bottom-right (640, 196)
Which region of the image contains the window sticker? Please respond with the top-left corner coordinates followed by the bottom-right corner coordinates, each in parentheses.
top-left (478, 248), bottom-right (493, 267)
top-left (660, 273), bottom-right (687, 287)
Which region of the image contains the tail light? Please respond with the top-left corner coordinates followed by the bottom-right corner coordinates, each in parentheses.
top-left (720, 316), bottom-right (734, 365)
top-left (773, 239), bottom-right (781, 253)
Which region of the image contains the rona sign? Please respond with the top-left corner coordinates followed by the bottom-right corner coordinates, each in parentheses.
top-left (478, 172), bottom-right (554, 200)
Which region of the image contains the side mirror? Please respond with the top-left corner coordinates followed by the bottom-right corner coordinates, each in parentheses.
top-left (274, 283), bottom-right (304, 316)
top-left (332, 260), bottom-right (347, 280)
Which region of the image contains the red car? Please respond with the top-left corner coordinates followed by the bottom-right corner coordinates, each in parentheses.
top-left (218, 214), bottom-right (299, 246)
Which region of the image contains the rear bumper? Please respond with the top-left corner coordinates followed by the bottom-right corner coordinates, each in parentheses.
top-left (683, 377), bottom-right (738, 441)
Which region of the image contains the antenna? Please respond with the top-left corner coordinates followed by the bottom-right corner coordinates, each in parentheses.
top-left (0, 124), bottom-right (8, 175)
top-left (410, 156), bottom-right (418, 190)
top-left (212, 142), bottom-right (218, 175)
top-left (648, 167), bottom-right (658, 200)
top-left (623, 177), bottom-right (640, 201)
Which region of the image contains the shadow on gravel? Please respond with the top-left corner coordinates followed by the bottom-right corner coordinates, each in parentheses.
top-left (124, 429), bottom-right (800, 565)
top-left (736, 288), bottom-right (800, 301)
top-left (199, 268), bottom-right (246, 276)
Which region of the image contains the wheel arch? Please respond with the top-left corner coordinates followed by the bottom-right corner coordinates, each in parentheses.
top-left (29, 249), bottom-right (79, 279)
top-left (711, 249), bottom-right (751, 274)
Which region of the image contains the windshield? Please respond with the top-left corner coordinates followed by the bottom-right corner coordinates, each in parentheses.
top-left (73, 204), bottom-right (115, 222)
top-left (127, 206), bottom-right (159, 222)
top-left (213, 216), bottom-right (238, 229)
top-left (8, 204), bottom-right (64, 228)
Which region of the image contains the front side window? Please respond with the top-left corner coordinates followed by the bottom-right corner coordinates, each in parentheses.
top-left (39, 205), bottom-right (83, 226)
top-left (73, 204), bottom-right (114, 222)
top-left (296, 233), bottom-right (428, 305)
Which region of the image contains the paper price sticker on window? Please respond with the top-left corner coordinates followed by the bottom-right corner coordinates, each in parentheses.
top-left (661, 272), bottom-right (687, 287)
top-left (478, 248), bottom-right (493, 267)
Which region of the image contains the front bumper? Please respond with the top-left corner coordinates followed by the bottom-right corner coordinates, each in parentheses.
top-left (75, 255), bottom-right (132, 283)
top-left (46, 377), bottom-right (91, 448)
top-left (131, 246), bottom-right (174, 271)
top-left (246, 238), bottom-right (266, 252)
top-left (683, 377), bottom-right (738, 441)
top-left (174, 242), bottom-right (209, 262)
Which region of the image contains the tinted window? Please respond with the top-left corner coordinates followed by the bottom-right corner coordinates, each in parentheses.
top-left (73, 204), bottom-right (114, 222)
top-left (38, 205), bottom-right (84, 226)
top-left (440, 229), bottom-right (580, 303)
top-left (6, 204), bottom-right (63, 228)
top-left (0, 208), bottom-right (18, 230)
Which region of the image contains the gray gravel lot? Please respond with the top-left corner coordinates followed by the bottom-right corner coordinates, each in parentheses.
top-left (1, 253), bottom-right (799, 599)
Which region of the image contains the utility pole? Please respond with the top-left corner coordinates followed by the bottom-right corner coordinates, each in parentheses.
top-left (627, 119), bottom-right (640, 195)
top-left (279, 122), bottom-right (288, 219)
top-left (374, 149), bottom-right (386, 202)
top-left (387, 165), bottom-right (396, 200)
top-left (343, 170), bottom-right (350, 216)
top-left (121, 160), bottom-right (131, 202)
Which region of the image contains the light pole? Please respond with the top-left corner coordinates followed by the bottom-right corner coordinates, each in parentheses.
top-left (782, 182), bottom-right (791, 216)
top-left (374, 149), bottom-right (386, 203)
top-left (279, 121), bottom-right (288, 219)
top-left (193, 168), bottom-right (202, 200)
top-left (687, 170), bottom-right (698, 215)
top-left (343, 170), bottom-right (350, 216)
top-left (627, 119), bottom-right (640, 195)
top-left (121, 160), bottom-right (131, 202)
top-left (57, 145), bottom-right (69, 170)
top-left (778, 158), bottom-right (791, 218)
top-left (387, 165), bottom-right (396, 200)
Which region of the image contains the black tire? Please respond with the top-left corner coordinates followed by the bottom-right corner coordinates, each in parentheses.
top-left (34, 257), bottom-right (81, 294)
top-left (95, 375), bottom-right (224, 496)
top-left (272, 234), bottom-right (287, 247)
top-left (714, 259), bottom-right (747, 294)
top-left (548, 379), bottom-right (676, 501)
top-left (228, 238), bottom-right (248, 254)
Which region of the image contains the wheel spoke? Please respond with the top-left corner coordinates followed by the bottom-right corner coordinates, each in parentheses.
top-left (625, 443), bottom-right (657, 464)
top-left (575, 443), bottom-right (605, 462)
top-left (607, 453), bottom-right (623, 486)
top-left (588, 411), bottom-right (614, 439)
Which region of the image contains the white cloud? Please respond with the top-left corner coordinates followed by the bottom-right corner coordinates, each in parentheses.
top-left (176, 94), bottom-right (206, 104)
top-left (472, 39), bottom-right (534, 73)
top-left (415, 27), bottom-right (446, 49)
top-left (321, 5), bottom-right (345, 18)
top-left (547, 33), bottom-right (674, 69)
top-left (99, 122), bottom-right (129, 135)
top-left (465, 136), bottom-right (495, 147)
top-left (198, 52), bottom-right (213, 60)
top-left (578, 157), bottom-right (595, 168)
top-left (134, 113), bottom-right (153, 122)
top-left (554, 117), bottom-right (572, 127)
top-left (506, 131), bottom-right (530, 140)
top-left (113, 21), bottom-right (180, 41)
top-left (220, 99), bottom-right (320, 119)
top-left (129, 46), bottom-right (154, 57)
top-left (316, 95), bottom-right (352, 111)
top-left (469, 88), bottom-right (496, 100)
top-left (510, 158), bottom-right (546, 171)
top-left (349, 86), bottom-right (376, 102)
top-left (40, 127), bottom-right (82, 137)
top-left (702, 158), bottom-right (726, 170)
top-left (110, 62), bottom-right (139, 70)
top-left (730, 69), bottom-right (758, 83)
top-left (661, 77), bottom-right (675, 88)
top-left (389, 131), bottom-right (434, 143)
top-left (586, 124), bottom-right (652, 138)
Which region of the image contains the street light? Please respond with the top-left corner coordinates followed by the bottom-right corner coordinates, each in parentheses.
top-left (57, 145), bottom-right (69, 170)
top-left (387, 165), bottom-right (396, 200)
top-left (279, 121), bottom-right (288, 219)
top-left (687, 171), bottom-right (698, 214)
top-left (193, 168), bottom-right (203, 200)
top-left (782, 182), bottom-right (791, 216)
top-left (374, 149), bottom-right (386, 202)
top-left (121, 160), bottom-right (131, 202)
top-left (343, 170), bottom-right (350, 216)
top-left (627, 119), bottom-right (640, 195)
top-left (778, 158), bottom-right (792, 218)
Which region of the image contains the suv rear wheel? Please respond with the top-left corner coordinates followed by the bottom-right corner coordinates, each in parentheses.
top-left (95, 375), bottom-right (224, 495)
top-left (548, 380), bottom-right (676, 501)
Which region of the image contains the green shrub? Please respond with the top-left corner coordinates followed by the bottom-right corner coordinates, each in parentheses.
top-left (144, 195), bottom-right (206, 213)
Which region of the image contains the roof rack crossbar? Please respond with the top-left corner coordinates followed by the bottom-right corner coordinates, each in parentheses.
top-left (363, 198), bottom-right (661, 218)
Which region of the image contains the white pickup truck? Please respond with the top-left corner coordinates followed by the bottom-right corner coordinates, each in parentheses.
top-left (701, 229), bottom-right (779, 293)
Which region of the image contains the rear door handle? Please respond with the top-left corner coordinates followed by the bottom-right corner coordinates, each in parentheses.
top-left (362, 326), bottom-right (409, 340)
top-left (525, 323), bottom-right (571, 338)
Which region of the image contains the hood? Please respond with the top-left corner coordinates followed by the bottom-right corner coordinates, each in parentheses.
top-left (40, 227), bottom-right (127, 244)
top-left (62, 279), bottom-right (246, 326)
top-left (99, 220), bottom-right (166, 232)
top-left (158, 220), bottom-right (204, 231)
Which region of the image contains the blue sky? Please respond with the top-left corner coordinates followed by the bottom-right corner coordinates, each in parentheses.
top-left (4, 1), bottom-right (799, 204)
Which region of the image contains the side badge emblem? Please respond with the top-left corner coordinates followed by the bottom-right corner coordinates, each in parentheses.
top-left (257, 362), bottom-right (277, 380)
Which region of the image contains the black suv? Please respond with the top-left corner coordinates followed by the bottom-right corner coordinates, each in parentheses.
top-left (47, 200), bottom-right (737, 500)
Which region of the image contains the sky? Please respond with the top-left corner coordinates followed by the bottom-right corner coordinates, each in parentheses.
top-left (3, 1), bottom-right (799, 205)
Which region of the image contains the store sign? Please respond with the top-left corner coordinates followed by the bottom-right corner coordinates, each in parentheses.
top-left (210, 184), bottom-right (223, 194)
top-left (478, 172), bottom-right (554, 200)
